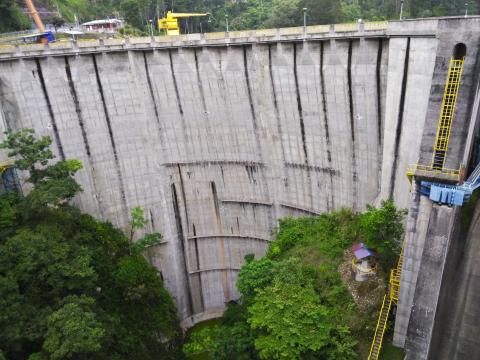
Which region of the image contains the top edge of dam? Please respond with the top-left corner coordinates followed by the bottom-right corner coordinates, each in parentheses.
top-left (2, 16), bottom-right (480, 61)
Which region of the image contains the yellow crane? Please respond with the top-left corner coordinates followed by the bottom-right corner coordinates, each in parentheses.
top-left (158, 11), bottom-right (210, 35)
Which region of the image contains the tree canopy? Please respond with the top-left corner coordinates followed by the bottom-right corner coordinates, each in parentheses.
top-left (2, 0), bottom-right (477, 34)
top-left (0, 130), bottom-right (182, 360)
top-left (184, 202), bottom-right (405, 359)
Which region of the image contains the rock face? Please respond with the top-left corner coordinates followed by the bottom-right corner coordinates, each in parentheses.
top-left (0, 17), bottom-right (479, 329)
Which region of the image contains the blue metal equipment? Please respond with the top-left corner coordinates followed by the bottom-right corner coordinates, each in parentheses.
top-left (420, 162), bottom-right (480, 206)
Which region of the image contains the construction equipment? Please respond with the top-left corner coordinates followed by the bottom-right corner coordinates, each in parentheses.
top-left (368, 247), bottom-right (404, 360)
top-left (158, 11), bottom-right (210, 35)
top-left (24, 0), bottom-right (55, 43)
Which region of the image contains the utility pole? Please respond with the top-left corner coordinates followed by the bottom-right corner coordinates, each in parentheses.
top-left (225, 14), bottom-right (229, 33)
top-left (465, 2), bottom-right (469, 17)
top-left (399, 0), bottom-right (404, 20)
top-left (303, 8), bottom-right (307, 27)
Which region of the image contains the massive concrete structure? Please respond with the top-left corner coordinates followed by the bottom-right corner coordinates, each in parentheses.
top-left (1, 17), bottom-right (480, 358)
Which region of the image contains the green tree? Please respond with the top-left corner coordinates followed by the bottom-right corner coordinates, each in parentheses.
top-left (248, 279), bottom-right (331, 359)
top-left (0, 130), bottom-right (181, 360)
top-left (0, 0), bottom-right (30, 33)
top-left (359, 200), bottom-right (406, 268)
top-left (236, 255), bottom-right (275, 299)
top-left (42, 296), bottom-right (105, 360)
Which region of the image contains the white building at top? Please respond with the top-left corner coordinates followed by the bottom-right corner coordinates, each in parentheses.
top-left (81, 19), bottom-right (124, 33)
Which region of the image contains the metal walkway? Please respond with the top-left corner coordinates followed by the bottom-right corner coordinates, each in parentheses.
top-left (368, 248), bottom-right (404, 360)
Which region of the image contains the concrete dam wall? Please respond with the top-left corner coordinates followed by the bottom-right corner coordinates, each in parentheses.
top-left (1, 17), bottom-right (479, 326)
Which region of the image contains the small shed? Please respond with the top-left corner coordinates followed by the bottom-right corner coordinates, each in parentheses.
top-left (351, 243), bottom-right (378, 282)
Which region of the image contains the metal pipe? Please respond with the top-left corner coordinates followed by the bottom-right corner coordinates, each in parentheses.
top-left (25, 0), bottom-right (45, 32)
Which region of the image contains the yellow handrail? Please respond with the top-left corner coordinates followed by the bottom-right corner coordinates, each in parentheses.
top-left (0, 159), bottom-right (14, 175)
top-left (368, 245), bottom-right (404, 359)
top-left (431, 59), bottom-right (464, 169)
top-left (368, 294), bottom-right (392, 360)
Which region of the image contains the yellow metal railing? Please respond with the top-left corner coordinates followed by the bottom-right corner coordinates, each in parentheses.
top-left (431, 59), bottom-right (464, 169)
top-left (406, 163), bottom-right (461, 183)
top-left (389, 247), bottom-right (403, 304)
top-left (352, 259), bottom-right (377, 275)
top-left (407, 58), bottom-right (464, 181)
top-left (368, 294), bottom-right (392, 360)
top-left (0, 159), bottom-right (14, 175)
top-left (368, 246), bottom-right (404, 360)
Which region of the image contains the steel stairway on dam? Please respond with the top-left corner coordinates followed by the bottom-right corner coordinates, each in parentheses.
top-left (373, 49), bottom-right (480, 358)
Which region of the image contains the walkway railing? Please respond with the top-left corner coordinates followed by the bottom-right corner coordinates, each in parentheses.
top-left (368, 246), bottom-right (404, 360)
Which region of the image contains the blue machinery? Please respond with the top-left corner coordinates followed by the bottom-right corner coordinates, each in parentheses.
top-left (420, 163), bottom-right (480, 206)
top-left (408, 54), bottom-right (480, 207)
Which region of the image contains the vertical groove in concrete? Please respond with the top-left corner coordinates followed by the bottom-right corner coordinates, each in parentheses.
top-left (64, 56), bottom-right (103, 218)
top-left (192, 223), bottom-right (205, 312)
top-left (142, 51), bottom-right (164, 139)
top-left (91, 54), bottom-right (128, 221)
top-left (65, 57), bottom-right (90, 156)
top-left (171, 183), bottom-right (194, 316)
top-left (293, 43), bottom-right (309, 164)
top-left (168, 49), bottom-right (189, 147)
top-left (243, 45), bottom-right (274, 226)
top-left (347, 40), bottom-right (358, 210)
top-left (268, 44), bottom-right (286, 163)
top-left (194, 49), bottom-right (209, 123)
top-left (210, 180), bottom-right (230, 301)
top-left (35, 58), bottom-right (65, 160)
top-left (320, 41), bottom-right (334, 210)
top-left (376, 39), bottom-right (384, 150)
top-left (390, 37), bottom-right (411, 199)
top-left (293, 43), bottom-right (314, 209)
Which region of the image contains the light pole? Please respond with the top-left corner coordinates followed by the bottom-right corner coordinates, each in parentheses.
top-left (303, 7), bottom-right (307, 28)
top-left (399, 0), bottom-right (404, 20)
top-left (149, 19), bottom-right (153, 37)
top-left (465, 2), bottom-right (469, 17)
top-left (225, 14), bottom-right (229, 33)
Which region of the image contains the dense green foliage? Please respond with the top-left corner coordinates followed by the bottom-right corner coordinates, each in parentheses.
top-left (0, 130), bottom-right (181, 360)
top-left (184, 203), bottom-right (406, 359)
top-left (2, 0), bottom-right (478, 34)
top-left (0, 0), bottom-right (30, 33)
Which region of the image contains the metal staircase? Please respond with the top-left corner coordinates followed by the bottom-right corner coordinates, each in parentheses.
top-left (432, 59), bottom-right (464, 169)
top-left (407, 57), bottom-right (464, 181)
top-left (368, 248), bottom-right (404, 360)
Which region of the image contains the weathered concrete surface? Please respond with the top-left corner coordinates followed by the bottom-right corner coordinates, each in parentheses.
top-left (393, 184), bottom-right (433, 347)
top-left (403, 204), bottom-right (459, 359)
top-left (428, 197), bottom-right (480, 359)
top-left (1, 18), bottom-right (479, 326)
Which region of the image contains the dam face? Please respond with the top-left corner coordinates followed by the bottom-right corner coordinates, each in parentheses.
top-left (1, 17), bottom-right (479, 335)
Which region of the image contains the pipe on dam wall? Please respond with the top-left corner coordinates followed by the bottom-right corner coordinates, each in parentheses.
top-left (1, 24), bottom-right (474, 322)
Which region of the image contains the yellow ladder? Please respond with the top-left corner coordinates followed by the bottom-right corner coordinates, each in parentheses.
top-left (431, 59), bottom-right (464, 170)
top-left (368, 247), bottom-right (404, 360)
top-left (390, 247), bottom-right (404, 304)
top-left (368, 294), bottom-right (392, 360)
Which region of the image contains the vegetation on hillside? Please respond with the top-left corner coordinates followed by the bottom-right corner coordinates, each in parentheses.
top-left (184, 203), bottom-right (406, 359)
top-left (0, 129), bottom-right (182, 360)
top-left (3, 0), bottom-right (478, 34)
